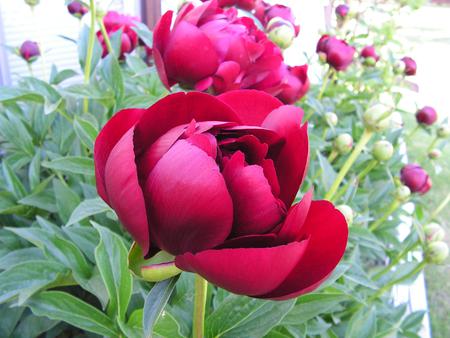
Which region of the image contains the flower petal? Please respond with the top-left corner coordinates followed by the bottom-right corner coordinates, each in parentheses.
top-left (262, 105), bottom-right (309, 207)
top-left (175, 241), bottom-right (308, 296)
top-left (134, 92), bottom-right (240, 155)
top-left (218, 90), bottom-right (283, 126)
top-left (94, 108), bottom-right (145, 203)
top-left (144, 140), bottom-right (233, 255)
top-left (259, 200), bottom-right (348, 300)
top-left (104, 127), bottom-right (150, 255)
top-left (222, 151), bottom-right (286, 236)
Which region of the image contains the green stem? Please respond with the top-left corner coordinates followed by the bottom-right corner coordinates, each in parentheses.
top-left (426, 136), bottom-right (439, 153)
top-left (83, 0), bottom-right (97, 113)
top-left (332, 159), bottom-right (378, 202)
top-left (317, 68), bottom-right (333, 100)
top-left (192, 275), bottom-right (208, 338)
top-left (324, 129), bottom-right (373, 200)
top-left (431, 192), bottom-right (450, 220)
top-left (328, 149), bottom-right (338, 163)
top-left (369, 199), bottom-right (401, 231)
top-left (27, 63), bottom-right (34, 76)
top-left (98, 17), bottom-right (114, 55)
top-left (407, 125), bottom-right (419, 140)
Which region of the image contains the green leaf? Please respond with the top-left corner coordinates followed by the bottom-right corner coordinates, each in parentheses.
top-left (220, 299), bottom-right (296, 338)
top-left (143, 276), bottom-right (179, 338)
top-left (50, 68), bottom-right (78, 85)
top-left (19, 190), bottom-right (57, 213)
top-left (154, 310), bottom-right (185, 338)
top-left (101, 54), bottom-right (124, 106)
top-left (0, 304), bottom-right (25, 337)
top-left (27, 291), bottom-right (118, 337)
top-left (0, 114), bottom-right (35, 155)
top-left (0, 247), bottom-right (44, 270)
top-left (6, 227), bottom-right (92, 279)
top-left (93, 223), bottom-right (133, 321)
top-left (43, 156), bottom-right (94, 176)
top-left (282, 293), bottom-right (350, 326)
top-left (206, 295), bottom-right (266, 338)
top-left (53, 179), bottom-right (81, 223)
top-left (67, 197), bottom-right (111, 226)
top-left (400, 310), bottom-right (426, 333)
top-left (63, 225), bottom-right (99, 263)
top-left (12, 312), bottom-right (59, 338)
top-left (317, 152), bottom-right (337, 191)
top-left (2, 160), bottom-right (27, 199)
top-left (0, 260), bottom-right (69, 304)
top-left (28, 152), bottom-right (41, 191)
top-left (0, 87), bottom-right (43, 103)
top-left (345, 306), bottom-right (377, 338)
top-left (132, 22), bottom-right (153, 46)
top-left (74, 116), bottom-right (98, 151)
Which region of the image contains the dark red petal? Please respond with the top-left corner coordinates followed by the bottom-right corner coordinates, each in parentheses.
top-left (94, 108), bottom-right (145, 203)
top-left (135, 92), bottom-right (241, 155)
top-left (186, 133), bottom-right (218, 159)
top-left (261, 159), bottom-right (280, 197)
top-left (153, 10), bottom-right (172, 54)
top-left (222, 152), bottom-right (286, 236)
top-left (164, 21), bottom-right (220, 84)
top-left (144, 140), bottom-right (233, 255)
top-left (153, 47), bottom-right (171, 90)
top-left (218, 90), bottom-right (283, 126)
top-left (277, 190), bottom-right (313, 242)
top-left (262, 106), bottom-right (309, 207)
top-left (104, 127), bottom-right (150, 255)
top-left (259, 200), bottom-right (348, 300)
top-left (175, 241), bottom-right (308, 296)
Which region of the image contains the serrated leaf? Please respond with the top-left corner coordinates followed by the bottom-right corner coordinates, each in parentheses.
top-left (27, 291), bottom-right (118, 337)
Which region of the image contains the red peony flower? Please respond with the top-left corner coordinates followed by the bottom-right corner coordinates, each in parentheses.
top-left (97, 11), bottom-right (139, 59)
top-left (153, 0), bottom-right (308, 103)
top-left (316, 35), bottom-right (355, 71)
top-left (94, 90), bottom-right (348, 300)
top-left (401, 56), bottom-right (417, 76)
top-left (400, 164), bottom-right (432, 194)
top-left (202, 0), bottom-right (258, 11)
top-left (19, 40), bottom-right (40, 63)
top-left (416, 106), bottom-right (437, 126)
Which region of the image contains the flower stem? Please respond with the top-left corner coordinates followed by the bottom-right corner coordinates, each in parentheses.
top-left (317, 67), bottom-right (333, 100)
top-left (369, 199), bottom-right (401, 231)
top-left (407, 125), bottom-right (419, 140)
top-left (328, 149), bottom-right (338, 163)
top-left (83, 0), bottom-right (97, 113)
top-left (332, 159), bottom-right (378, 202)
top-left (431, 192), bottom-right (450, 220)
top-left (426, 136), bottom-right (439, 153)
top-left (324, 129), bottom-right (373, 200)
top-left (192, 275), bottom-right (208, 338)
top-left (98, 17), bottom-right (114, 55)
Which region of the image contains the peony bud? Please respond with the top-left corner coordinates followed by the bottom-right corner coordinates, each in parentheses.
top-left (333, 133), bottom-right (353, 154)
top-left (425, 241), bottom-right (449, 264)
top-left (68, 1), bottom-right (88, 19)
top-left (325, 112), bottom-right (338, 126)
top-left (401, 56), bottom-right (417, 76)
top-left (335, 4), bottom-right (350, 18)
top-left (393, 59), bottom-right (406, 75)
top-left (437, 124), bottom-right (450, 138)
top-left (416, 106), bottom-right (437, 126)
top-left (372, 140), bottom-right (394, 162)
top-left (337, 204), bottom-right (354, 226)
top-left (267, 18), bottom-right (296, 49)
top-left (363, 104), bottom-right (392, 132)
top-left (19, 40), bottom-right (40, 63)
top-left (424, 222), bottom-right (445, 242)
top-left (360, 45), bottom-right (379, 66)
top-left (394, 185), bottom-right (411, 202)
top-left (400, 164), bottom-right (432, 194)
top-left (428, 148), bottom-right (442, 159)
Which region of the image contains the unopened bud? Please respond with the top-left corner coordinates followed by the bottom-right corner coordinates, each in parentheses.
top-left (424, 222), bottom-right (445, 242)
top-left (393, 59), bottom-right (406, 75)
top-left (437, 124), bottom-right (450, 138)
top-left (363, 104), bottom-right (392, 132)
top-left (425, 241), bottom-right (449, 264)
top-left (24, 0), bottom-right (39, 7)
top-left (395, 185), bottom-right (411, 202)
top-left (318, 52), bottom-right (327, 63)
top-left (267, 18), bottom-right (296, 49)
top-left (372, 140), bottom-right (394, 162)
top-left (428, 148), bottom-right (442, 159)
top-left (333, 133), bottom-right (353, 154)
top-left (337, 204), bottom-right (354, 225)
top-left (325, 112), bottom-right (338, 126)
top-left (19, 41), bottom-right (40, 63)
